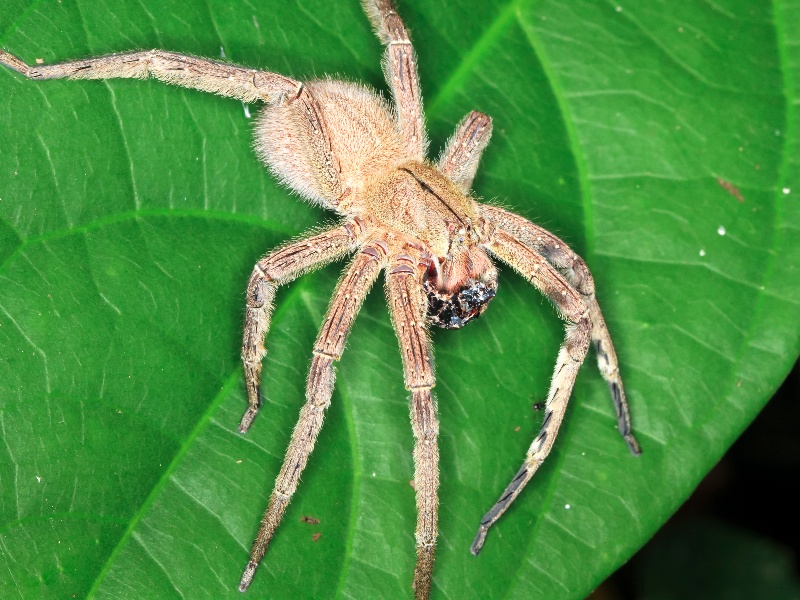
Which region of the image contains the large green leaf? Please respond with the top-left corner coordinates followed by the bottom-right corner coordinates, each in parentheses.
top-left (1, 0), bottom-right (798, 598)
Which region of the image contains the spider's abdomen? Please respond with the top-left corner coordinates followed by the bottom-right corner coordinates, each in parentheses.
top-left (254, 80), bottom-right (409, 211)
top-left (424, 278), bottom-right (497, 329)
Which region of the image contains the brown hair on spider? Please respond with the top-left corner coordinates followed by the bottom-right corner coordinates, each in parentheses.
top-left (1, 1), bottom-right (641, 597)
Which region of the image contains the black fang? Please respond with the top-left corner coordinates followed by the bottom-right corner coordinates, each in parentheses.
top-left (424, 278), bottom-right (497, 329)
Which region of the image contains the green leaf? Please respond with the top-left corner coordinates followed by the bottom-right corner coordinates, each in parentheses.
top-left (1, 0), bottom-right (798, 598)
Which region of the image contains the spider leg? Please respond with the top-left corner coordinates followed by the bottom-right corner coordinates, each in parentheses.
top-left (240, 223), bottom-right (361, 433)
top-left (478, 204), bottom-right (641, 454)
top-left (386, 255), bottom-right (438, 600)
top-left (239, 241), bottom-right (386, 591)
top-left (0, 48), bottom-right (299, 104)
top-left (470, 230), bottom-right (592, 555)
top-left (437, 111), bottom-right (493, 194)
top-left (362, 0), bottom-right (428, 158)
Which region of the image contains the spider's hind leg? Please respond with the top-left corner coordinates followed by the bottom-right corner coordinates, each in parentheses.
top-left (0, 48), bottom-right (298, 104)
top-left (437, 111), bottom-right (493, 194)
top-left (362, 0), bottom-right (427, 158)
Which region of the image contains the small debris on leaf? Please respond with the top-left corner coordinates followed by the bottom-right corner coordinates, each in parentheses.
top-left (716, 177), bottom-right (744, 202)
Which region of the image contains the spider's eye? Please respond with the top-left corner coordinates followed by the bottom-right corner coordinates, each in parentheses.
top-left (423, 278), bottom-right (497, 330)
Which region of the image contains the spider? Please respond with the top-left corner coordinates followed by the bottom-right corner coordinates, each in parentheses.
top-left (1, 1), bottom-right (641, 597)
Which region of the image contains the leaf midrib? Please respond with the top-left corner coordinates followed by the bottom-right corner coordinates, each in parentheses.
top-left (83, 271), bottom-right (327, 597)
top-left (0, 208), bottom-right (297, 279)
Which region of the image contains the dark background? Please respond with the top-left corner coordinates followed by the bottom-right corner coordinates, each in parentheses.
top-left (593, 358), bottom-right (800, 600)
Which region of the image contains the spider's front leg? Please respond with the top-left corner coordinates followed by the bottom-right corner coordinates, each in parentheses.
top-left (0, 48), bottom-right (298, 104)
top-left (478, 205), bottom-right (641, 455)
top-left (239, 240), bottom-right (387, 591)
top-left (387, 254), bottom-right (438, 600)
top-left (471, 230), bottom-right (592, 554)
top-left (240, 224), bottom-right (361, 432)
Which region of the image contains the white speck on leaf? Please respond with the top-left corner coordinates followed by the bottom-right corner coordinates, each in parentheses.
top-left (717, 226), bottom-right (726, 236)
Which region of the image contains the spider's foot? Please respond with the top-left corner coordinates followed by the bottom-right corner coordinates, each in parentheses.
top-left (470, 526), bottom-right (488, 556)
top-left (238, 560), bottom-right (258, 592)
top-left (238, 408), bottom-right (258, 434)
top-left (0, 49), bottom-right (29, 75)
top-left (625, 433), bottom-right (642, 456)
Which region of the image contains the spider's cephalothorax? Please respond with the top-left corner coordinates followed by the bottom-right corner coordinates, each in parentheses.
top-left (1, 2), bottom-right (640, 598)
top-left (423, 275), bottom-right (497, 329)
top-left (422, 245), bottom-right (498, 329)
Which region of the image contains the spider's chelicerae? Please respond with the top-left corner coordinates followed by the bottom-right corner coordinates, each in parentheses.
top-left (1, 1), bottom-right (641, 597)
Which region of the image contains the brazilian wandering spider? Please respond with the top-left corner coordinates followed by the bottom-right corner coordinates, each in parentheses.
top-left (1, 1), bottom-right (641, 597)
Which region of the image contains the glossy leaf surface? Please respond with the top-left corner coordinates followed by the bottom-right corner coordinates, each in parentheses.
top-left (1, 0), bottom-right (798, 598)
